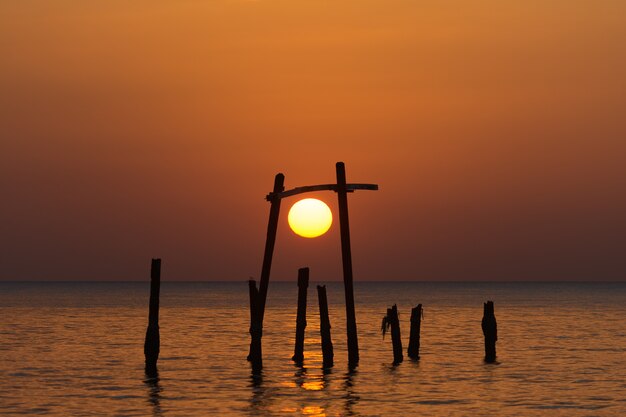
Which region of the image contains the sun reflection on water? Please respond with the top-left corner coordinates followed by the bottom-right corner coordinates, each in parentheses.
top-left (302, 405), bottom-right (326, 416)
top-left (302, 380), bottom-right (324, 391)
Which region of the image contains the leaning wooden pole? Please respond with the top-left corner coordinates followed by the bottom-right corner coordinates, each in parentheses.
top-left (292, 267), bottom-right (309, 363)
top-left (144, 258), bottom-right (161, 376)
top-left (317, 285), bottom-right (334, 368)
top-left (248, 173), bottom-right (285, 368)
top-left (247, 279), bottom-right (261, 367)
top-left (336, 162), bottom-right (359, 366)
top-left (407, 304), bottom-right (422, 360)
top-left (481, 301), bottom-right (497, 363)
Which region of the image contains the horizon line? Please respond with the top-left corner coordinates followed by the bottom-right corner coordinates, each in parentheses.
top-left (1, 279), bottom-right (624, 283)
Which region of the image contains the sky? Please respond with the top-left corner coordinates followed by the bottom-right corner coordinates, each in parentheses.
top-left (1, 0), bottom-right (625, 281)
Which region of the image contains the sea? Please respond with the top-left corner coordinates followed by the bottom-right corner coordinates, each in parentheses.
top-left (1, 281), bottom-right (625, 416)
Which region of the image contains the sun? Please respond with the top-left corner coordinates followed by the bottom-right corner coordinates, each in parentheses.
top-left (288, 198), bottom-right (333, 238)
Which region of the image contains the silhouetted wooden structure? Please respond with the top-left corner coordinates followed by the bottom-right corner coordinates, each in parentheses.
top-left (382, 304), bottom-right (403, 364)
top-left (144, 258), bottom-right (161, 376)
top-left (248, 174), bottom-right (285, 370)
top-left (407, 304), bottom-right (422, 360)
top-left (247, 280), bottom-right (262, 369)
top-left (247, 162), bottom-right (377, 369)
top-left (292, 267), bottom-right (309, 363)
top-left (481, 301), bottom-right (497, 363)
top-left (317, 285), bottom-right (334, 368)
top-left (335, 163), bottom-right (359, 366)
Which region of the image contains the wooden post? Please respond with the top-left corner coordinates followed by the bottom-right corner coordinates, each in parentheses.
top-left (247, 280), bottom-right (262, 370)
top-left (144, 258), bottom-right (161, 375)
top-left (482, 301), bottom-right (497, 363)
top-left (317, 285), bottom-right (334, 368)
top-left (335, 162), bottom-right (359, 366)
top-left (248, 173), bottom-right (285, 367)
top-left (382, 304), bottom-right (403, 364)
top-left (292, 267), bottom-right (309, 363)
top-left (407, 304), bottom-right (422, 360)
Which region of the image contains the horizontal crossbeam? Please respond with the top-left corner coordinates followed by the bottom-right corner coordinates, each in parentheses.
top-left (266, 183), bottom-right (378, 201)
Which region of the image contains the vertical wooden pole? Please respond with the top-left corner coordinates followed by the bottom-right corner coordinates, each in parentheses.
top-left (317, 285), bottom-right (334, 368)
top-left (407, 304), bottom-right (422, 360)
top-left (248, 173), bottom-right (285, 368)
top-left (335, 161), bottom-right (359, 366)
top-left (482, 301), bottom-right (497, 363)
top-left (292, 267), bottom-right (309, 363)
top-left (385, 304), bottom-right (403, 364)
top-left (144, 258), bottom-right (161, 375)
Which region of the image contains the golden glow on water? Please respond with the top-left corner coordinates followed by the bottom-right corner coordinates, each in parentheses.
top-left (1, 282), bottom-right (625, 416)
top-left (302, 380), bottom-right (324, 391)
top-left (302, 405), bottom-right (326, 416)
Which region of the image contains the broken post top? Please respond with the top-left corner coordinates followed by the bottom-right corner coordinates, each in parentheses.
top-left (265, 162), bottom-right (377, 201)
top-left (411, 304), bottom-right (423, 322)
top-left (484, 301), bottom-right (495, 316)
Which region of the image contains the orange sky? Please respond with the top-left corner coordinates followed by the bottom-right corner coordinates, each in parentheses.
top-left (1, 1), bottom-right (625, 280)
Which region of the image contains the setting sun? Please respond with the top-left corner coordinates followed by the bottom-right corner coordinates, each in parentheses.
top-left (288, 198), bottom-right (333, 238)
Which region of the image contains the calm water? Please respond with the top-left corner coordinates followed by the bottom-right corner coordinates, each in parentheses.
top-left (1, 282), bottom-right (625, 416)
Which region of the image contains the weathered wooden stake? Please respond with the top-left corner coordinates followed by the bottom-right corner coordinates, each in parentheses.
top-left (407, 304), bottom-right (422, 360)
top-left (247, 279), bottom-right (262, 369)
top-left (144, 258), bottom-right (161, 375)
top-left (317, 285), bottom-right (334, 368)
top-left (481, 301), bottom-right (497, 363)
top-left (248, 173), bottom-right (285, 368)
top-left (382, 304), bottom-right (403, 364)
top-left (336, 162), bottom-right (359, 366)
top-left (292, 267), bottom-right (309, 363)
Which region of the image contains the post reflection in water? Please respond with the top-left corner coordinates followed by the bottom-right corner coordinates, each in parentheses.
top-left (143, 372), bottom-right (163, 417)
top-left (294, 364), bottom-right (329, 417)
top-left (246, 344), bottom-right (362, 416)
top-left (294, 365), bottom-right (307, 389)
top-left (248, 369), bottom-right (275, 416)
top-left (294, 364), bottom-right (328, 392)
top-left (343, 368), bottom-right (360, 416)
top-left (321, 367), bottom-right (332, 390)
